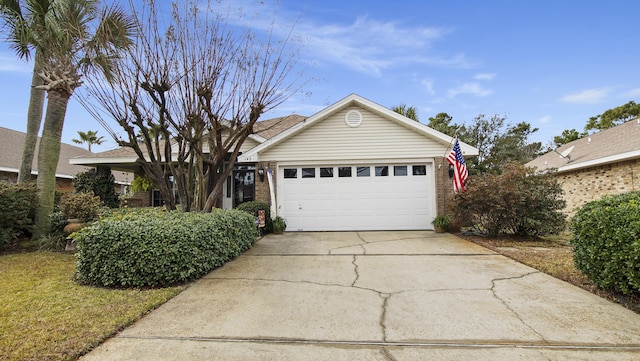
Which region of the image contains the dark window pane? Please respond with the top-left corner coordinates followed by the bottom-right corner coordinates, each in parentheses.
top-left (338, 167), bottom-right (352, 177)
top-left (284, 168), bottom-right (297, 178)
top-left (375, 166), bottom-right (389, 176)
top-left (412, 165), bottom-right (427, 176)
top-left (320, 167), bottom-right (334, 178)
top-left (302, 168), bottom-right (316, 178)
top-left (394, 166), bottom-right (408, 176)
top-left (357, 166), bottom-right (370, 177)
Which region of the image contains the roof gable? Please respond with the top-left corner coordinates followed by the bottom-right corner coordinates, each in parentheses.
top-left (526, 119), bottom-right (640, 173)
top-left (239, 94), bottom-right (478, 162)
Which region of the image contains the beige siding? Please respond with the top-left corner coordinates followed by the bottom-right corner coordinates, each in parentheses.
top-left (260, 106), bottom-right (448, 162)
top-left (200, 133), bottom-right (260, 154)
top-left (240, 137), bottom-right (260, 153)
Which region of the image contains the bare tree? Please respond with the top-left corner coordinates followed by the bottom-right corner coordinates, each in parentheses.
top-left (81, 0), bottom-right (305, 212)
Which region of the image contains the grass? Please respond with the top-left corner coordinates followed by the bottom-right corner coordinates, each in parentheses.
top-left (0, 250), bottom-right (184, 361)
top-left (459, 232), bottom-right (640, 314)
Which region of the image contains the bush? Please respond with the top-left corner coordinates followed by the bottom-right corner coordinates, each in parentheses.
top-left (73, 168), bottom-right (120, 208)
top-left (235, 200), bottom-right (272, 233)
top-left (451, 162), bottom-right (566, 238)
top-left (73, 208), bottom-right (257, 287)
top-left (570, 191), bottom-right (640, 294)
top-left (37, 211), bottom-right (69, 251)
top-left (0, 182), bottom-right (38, 250)
top-left (59, 192), bottom-right (104, 220)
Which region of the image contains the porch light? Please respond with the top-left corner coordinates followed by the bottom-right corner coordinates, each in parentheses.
top-left (258, 167), bottom-right (265, 182)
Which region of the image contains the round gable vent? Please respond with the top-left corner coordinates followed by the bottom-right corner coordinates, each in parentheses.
top-left (345, 110), bottom-right (363, 128)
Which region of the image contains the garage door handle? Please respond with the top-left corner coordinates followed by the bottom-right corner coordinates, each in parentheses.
top-left (298, 203), bottom-right (302, 210)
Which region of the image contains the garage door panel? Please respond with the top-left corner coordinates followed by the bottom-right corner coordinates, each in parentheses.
top-left (280, 164), bottom-right (435, 231)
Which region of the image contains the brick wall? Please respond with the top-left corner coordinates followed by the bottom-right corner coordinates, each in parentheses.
top-left (556, 159), bottom-right (640, 217)
top-left (254, 161), bottom-right (276, 205)
top-left (434, 157), bottom-right (455, 216)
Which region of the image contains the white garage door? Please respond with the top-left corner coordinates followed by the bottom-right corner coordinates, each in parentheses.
top-left (278, 163), bottom-right (436, 231)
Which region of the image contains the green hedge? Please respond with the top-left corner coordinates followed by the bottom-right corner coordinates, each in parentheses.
top-left (0, 182), bottom-right (38, 250)
top-left (570, 191), bottom-right (640, 294)
top-left (73, 208), bottom-right (257, 287)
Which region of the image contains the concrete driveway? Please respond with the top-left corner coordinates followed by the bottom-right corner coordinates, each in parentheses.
top-left (81, 231), bottom-right (640, 360)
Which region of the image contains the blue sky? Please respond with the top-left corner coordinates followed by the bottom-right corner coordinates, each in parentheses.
top-left (1, 0), bottom-right (639, 152)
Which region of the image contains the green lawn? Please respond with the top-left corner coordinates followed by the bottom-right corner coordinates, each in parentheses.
top-left (0, 252), bottom-right (184, 361)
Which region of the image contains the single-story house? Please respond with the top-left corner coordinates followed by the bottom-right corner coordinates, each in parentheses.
top-left (71, 94), bottom-right (478, 231)
top-left (0, 126), bottom-right (131, 192)
top-left (525, 118), bottom-right (640, 216)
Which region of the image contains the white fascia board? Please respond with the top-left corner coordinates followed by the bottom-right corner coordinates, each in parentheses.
top-left (249, 133), bottom-right (267, 143)
top-left (70, 157), bottom-right (139, 165)
top-left (239, 93), bottom-right (479, 162)
top-left (557, 150), bottom-right (640, 173)
top-left (354, 96), bottom-right (479, 157)
top-left (0, 166), bottom-right (19, 173)
top-left (0, 166), bottom-right (75, 179)
top-left (238, 120), bottom-right (309, 162)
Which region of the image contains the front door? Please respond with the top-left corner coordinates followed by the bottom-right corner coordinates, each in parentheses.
top-left (233, 166), bottom-right (256, 208)
top-left (222, 164), bottom-right (256, 209)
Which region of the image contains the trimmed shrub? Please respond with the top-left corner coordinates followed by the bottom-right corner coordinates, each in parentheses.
top-left (235, 200), bottom-right (272, 233)
top-left (570, 191), bottom-right (640, 294)
top-left (73, 208), bottom-right (257, 287)
top-left (73, 168), bottom-right (120, 208)
top-left (451, 162), bottom-right (566, 238)
top-left (0, 182), bottom-right (38, 250)
top-left (59, 192), bottom-right (104, 220)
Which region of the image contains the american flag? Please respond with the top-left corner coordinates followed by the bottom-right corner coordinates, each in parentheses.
top-left (446, 138), bottom-right (468, 193)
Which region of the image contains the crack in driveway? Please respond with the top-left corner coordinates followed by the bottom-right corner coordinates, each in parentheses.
top-left (379, 293), bottom-right (390, 342)
top-left (491, 271), bottom-right (547, 343)
top-left (351, 255), bottom-right (360, 287)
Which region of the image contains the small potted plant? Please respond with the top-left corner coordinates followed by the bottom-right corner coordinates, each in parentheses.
top-left (431, 214), bottom-right (451, 233)
top-left (272, 216), bottom-right (287, 234)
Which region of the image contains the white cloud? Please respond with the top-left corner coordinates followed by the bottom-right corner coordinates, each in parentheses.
top-left (474, 73), bottom-right (496, 80)
top-left (0, 55), bottom-right (31, 73)
top-left (421, 78), bottom-right (436, 96)
top-left (448, 82), bottom-right (492, 98)
top-left (623, 88), bottom-right (640, 98)
top-left (538, 115), bottom-right (552, 124)
top-left (560, 87), bottom-right (610, 104)
top-left (214, 1), bottom-right (474, 77)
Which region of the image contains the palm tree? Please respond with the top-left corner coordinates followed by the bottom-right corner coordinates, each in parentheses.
top-left (0, 0), bottom-right (55, 183)
top-left (72, 130), bottom-right (104, 151)
top-left (391, 103), bottom-right (419, 121)
top-left (18, 0), bottom-right (135, 238)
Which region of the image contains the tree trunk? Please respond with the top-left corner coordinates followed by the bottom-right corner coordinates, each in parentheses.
top-left (18, 59), bottom-right (45, 183)
top-left (33, 90), bottom-right (69, 239)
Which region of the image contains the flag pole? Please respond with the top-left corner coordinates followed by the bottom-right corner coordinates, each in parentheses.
top-left (441, 133), bottom-right (457, 218)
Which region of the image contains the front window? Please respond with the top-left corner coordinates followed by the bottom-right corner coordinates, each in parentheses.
top-left (357, 166), bottom-right (370, 177)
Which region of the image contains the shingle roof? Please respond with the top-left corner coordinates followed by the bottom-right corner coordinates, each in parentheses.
top-left (0, 126), bottom-right (130, 183)
top-left (0, 126), bottom-right (92, 177)
top-left (78, 114), bottom-right (308, 162)
top-left (254, 114), bottom-right (307, 139)
top-left (526, 119), bottom-right (640, 173)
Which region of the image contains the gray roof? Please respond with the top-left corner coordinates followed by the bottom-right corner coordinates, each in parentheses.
top-left (254, 114), bottom-right (306, 139)
top-left (526, 119), bottom-right (640, 173)
top-left (0, 126), bottom-right (131, 183)
top-left (74, 114), bottom-right (307, 165)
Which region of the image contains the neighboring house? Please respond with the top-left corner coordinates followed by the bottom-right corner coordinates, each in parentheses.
top-left (526, 118), bottom-right (640, 216)
top-left (0, 126), bottom-right (131, 192)
top-left (71, 94), bottom-right (478, 231)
